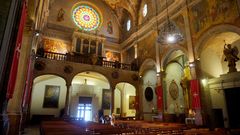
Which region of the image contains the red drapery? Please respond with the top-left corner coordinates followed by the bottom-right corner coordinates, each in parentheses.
top-left (6, 1), bottom-right (27, 99)
top-left (21, 56), bottom-right (34, 108)
top-left (156, 85), bottom-right (163, 111)
top-left (190, 79), bottom-right (201, 109)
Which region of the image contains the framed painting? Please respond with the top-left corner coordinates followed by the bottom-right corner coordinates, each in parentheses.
top-left (43, 85), bottom-right (60, 108)
top-left (102, 89), bottom-right (111, 109)
top-left (129, 96), bottom-right (136, 109)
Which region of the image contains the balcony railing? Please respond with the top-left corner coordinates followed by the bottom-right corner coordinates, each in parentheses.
top-left (37, 51), bottom-right (138, 71)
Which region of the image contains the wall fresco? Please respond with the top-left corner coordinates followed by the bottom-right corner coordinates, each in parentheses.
top-left (189, 0), bottom-right (239, 40)
top-left (105, 50), bottom-right (121, 61)
top-left (43, 38), bottom-right (70, 54)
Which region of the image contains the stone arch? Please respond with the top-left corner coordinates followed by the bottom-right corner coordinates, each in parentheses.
top-left (161, 46), bottom-right (188, 70)
top-left (195, 24), bottom-right (240, 58)
top-left (33, 73), bottom-right (68, 85)
top-left (139, 58), bottom-right (157, 76)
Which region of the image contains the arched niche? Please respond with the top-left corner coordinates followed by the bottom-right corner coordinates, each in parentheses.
top-left (30, 74), bottom-right (67, 120)
top-left (199, 32), bottom-right (240, 77)
top-left (70, 71), bottom-right (110, 121)
top-left (114, 82), bottom-right (136, 118)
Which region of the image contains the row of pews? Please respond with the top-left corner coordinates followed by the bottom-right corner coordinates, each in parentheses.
top-left (40, 119), bottom-right (227, 135)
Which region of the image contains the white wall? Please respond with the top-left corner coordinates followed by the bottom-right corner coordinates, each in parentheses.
top-left (142, 70), bottom-right (157, 120)
top-left (165, 62), bottom-right (184, 114)
top-left (30, 75), bottom-right (67, 117)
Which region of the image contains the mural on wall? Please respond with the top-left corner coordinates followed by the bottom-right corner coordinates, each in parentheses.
top-left (137, 32), bottom-right (157, 64)
top-left (43, 85), bottom-right (60, 108)
top-left (57, 8), bottom-right (65, 22)
top-left (173, 15), bottom-right (187, 47)
top-left (129, 96), bottom-right (136, 109)
top-left (105, 50), bottom-right (120, 61)
top-left (107, 21), bottom-right (113, 34)
top-left (43, 38), bottom-right (70, 54)
top-left (102, 89), bottom-right (111, 109)
top-left (189, 0), bottom-right (239, 40)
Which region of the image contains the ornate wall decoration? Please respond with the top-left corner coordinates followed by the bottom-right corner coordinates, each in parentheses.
top-left (72, 5), bottom-right (101, 31)
top-left (189, 0), bottom-right (238, 40)
top-left (169, 80), bottom-right (179, 100)
top-left (34, 61), bottom-right (46, 71)
top-left (57, 8), bottom-right (65, 22)
top-left (64, 65), bottom-right (73, 74)
top-left (145, 87), bottom-right (153, 102)
top-left (107, 21), bottom-right (113, 34)
top-left (43, 38), bottom-right (69, 54)
top-left (105, 51), bottom-right (120, 61)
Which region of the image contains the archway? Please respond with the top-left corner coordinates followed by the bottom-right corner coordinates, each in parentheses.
top-left (163, 50), bottom-right (189, 122)
top-left (114, 82), bottom-right (136, 119)
top-left (199, 32), bottom-right (240, 78)
top-left (30, 75), bottom-right (67, 124)
top-left (70, 71), bottom-right (110, 121)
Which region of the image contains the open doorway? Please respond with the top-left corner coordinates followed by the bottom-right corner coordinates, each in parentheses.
top-left (224, 88), bottom-right (240, 128)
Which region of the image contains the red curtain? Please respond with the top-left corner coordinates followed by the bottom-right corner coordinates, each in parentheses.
top-left (21, 56), bottom-right (34, 108)
top-left (190, 79), bottom-right (201, 109)
top-left (156, 85), bottom-right (163, 111)
top-left (6, 1), bottom-right (27, 99)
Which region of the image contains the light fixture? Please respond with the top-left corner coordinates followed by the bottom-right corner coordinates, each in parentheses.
top-left (156, 0), bottom-right (184, 44)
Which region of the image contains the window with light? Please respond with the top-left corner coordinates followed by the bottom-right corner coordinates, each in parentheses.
top-left (77, 103), bottom-right (92, 121)
top-left (72, 5), bottom-right (101, 31)
top-left (127, 19), bottom-right (131, 31)
top-left (143, 4), bottom-right (148, 17)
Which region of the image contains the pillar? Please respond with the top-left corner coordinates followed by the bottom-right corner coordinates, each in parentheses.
top-left (102, 42), bottom-right (105, 57)
top-left (72, 36), bottom-right (77, 52)
top-left (80, 38), bottom-right (84, 54)
top-left (64, 84), bottom-right (71, 116)
top-left (88, 40), bottom-right (91, 54)
top-left (96, 41), bottom-right (99, 55)
top-left (111, 86), bottom-right (114, 115)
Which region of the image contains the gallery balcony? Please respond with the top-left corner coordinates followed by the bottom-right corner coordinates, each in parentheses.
top-left (35, 51), bottom-right (139, 71)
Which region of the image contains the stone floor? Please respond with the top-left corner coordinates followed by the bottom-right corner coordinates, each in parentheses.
top-left (22, 126), bottom-right (40, 135)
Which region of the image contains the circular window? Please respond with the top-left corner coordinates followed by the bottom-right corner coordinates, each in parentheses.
top-left (72, 5), bottom-right (101, 31)
top-left (127, 19), bottom-right (131, 31)
top-left (143, 4), bottom-right (148, 17)
top-left (145, 87), bottom-right (153, 101)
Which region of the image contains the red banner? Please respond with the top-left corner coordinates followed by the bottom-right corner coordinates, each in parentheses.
top-left (6, 1), bottom-right (27, 99)
top-left (21, 56), bottom-right (34, 108)
top-left (156, 85), bottom-right (163, 111)
top-left (190, 79), bottom-right (201, 109)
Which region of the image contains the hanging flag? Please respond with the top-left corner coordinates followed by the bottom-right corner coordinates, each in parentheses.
top-left (190, 79), bottom-right (201, 109)
top-left (156, 85), bottom-right (163, 111)
top-left (6, 1), bottom-right (27, 99)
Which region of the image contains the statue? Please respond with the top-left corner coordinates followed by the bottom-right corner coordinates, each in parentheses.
top-left (223, 43), bottom-right (239, 73)
top-left (57, 8), bottom-right (65, 22)
top-left (180, 65), bottom-right (191, 113)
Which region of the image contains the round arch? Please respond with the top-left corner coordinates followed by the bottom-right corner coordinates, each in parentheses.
top-left (139, 58), bottom-right (157, 76)
top-left (33, 73), bottom-right (67, 85)
top-left (161, 46), bottom-right (188, 70)
top-left (195, 24), bottom-right (240, 58)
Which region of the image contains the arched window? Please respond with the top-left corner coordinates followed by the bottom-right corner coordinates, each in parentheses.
top-left (127, 19), bottom-right (131, 31)
top-left (143, 4), bottom-right (148, 17)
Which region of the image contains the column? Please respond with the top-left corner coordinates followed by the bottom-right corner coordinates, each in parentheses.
top-left (134, 44), bottom-right (138, 59)
top-left (102, 42), bottom-right (105, 57)
top-left (88, 40), bottom-right (91, 54)
top-left (111, 86), bottom-right (114, 115)
top-left (96, 41), bottom-right (99, 55)
top-left (64, 84), bottom-right (71, 116)
top-left (72, 36), bottom-right (77, 52)
top-left (80, 38), bottom-right (84, 53)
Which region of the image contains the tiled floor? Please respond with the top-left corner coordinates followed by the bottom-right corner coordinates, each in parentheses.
top-left (22, 126), bottom-right (40, 135)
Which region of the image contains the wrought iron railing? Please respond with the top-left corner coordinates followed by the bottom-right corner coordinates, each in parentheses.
top-left (37, 51), bottom-right (138, 71)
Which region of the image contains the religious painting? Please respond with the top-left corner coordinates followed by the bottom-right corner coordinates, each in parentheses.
top-left (43, 85), bottom-right (60, 108)
top-left (107, 21), bottom-right (113, 34)
top-left (102, 89), bottom-right (111, 109)
top-left (43, 38), bottom-right (69, 54)
top-left (105, 51), bottom-right (120, 62)
top-left (129, 96), bottom-right (136, 109)
top-left (189, 0), bottom-right (238, 38)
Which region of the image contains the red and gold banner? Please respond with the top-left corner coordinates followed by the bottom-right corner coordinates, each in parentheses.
top-left (7, 1), bottom-right (27, 99)
top-left (190, 79), bottom-right (201, 109)
top-left (156, 85), bottom-right (163, 111)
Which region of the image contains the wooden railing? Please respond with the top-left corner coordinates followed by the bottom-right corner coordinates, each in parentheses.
top-left (37, 51), bottom-right (137, 71)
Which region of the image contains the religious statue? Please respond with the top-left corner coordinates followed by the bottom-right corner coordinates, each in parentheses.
top-left (180, 65), bottom-right (191, 113)
top-left (57, 8), bottom-right (65, 22)
top-left (223, 43), bottom-right (239, 73)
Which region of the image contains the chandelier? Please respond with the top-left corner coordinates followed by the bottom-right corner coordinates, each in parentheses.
top-left (156, 0), bottom-right (184, 44)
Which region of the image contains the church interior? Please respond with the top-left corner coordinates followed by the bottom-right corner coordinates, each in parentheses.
top-left (1, 0), bottom-right (240, 134)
